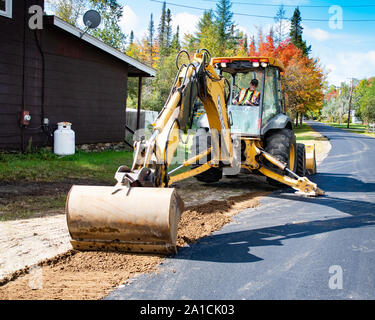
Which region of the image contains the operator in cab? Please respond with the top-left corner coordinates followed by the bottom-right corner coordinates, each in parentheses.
top-left (232, 79), bottom-right (260, 106)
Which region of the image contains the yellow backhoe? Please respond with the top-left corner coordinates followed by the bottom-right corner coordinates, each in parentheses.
top-left (66, 49), bottom-right (324, 255)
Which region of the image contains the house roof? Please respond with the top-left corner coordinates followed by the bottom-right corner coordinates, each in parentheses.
top-left (45, 16), bottom-right (156, 78)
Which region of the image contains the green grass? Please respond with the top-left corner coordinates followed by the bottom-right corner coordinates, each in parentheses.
top-left (293, 123), bottom-right (326, 142)
top-left (0, 148), bottom-right (134, 183)
top-left (294, 123), bottom-right (313, 135)
top-left (325, 122), bottom-right (375, 138)
top-left (0, 148), bottom-right (135, 221)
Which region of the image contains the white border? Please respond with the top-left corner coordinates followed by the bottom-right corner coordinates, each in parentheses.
top-left (0, 0), bottom-right (12, 18)
top-left (52, 16), bottom-right (156, 77)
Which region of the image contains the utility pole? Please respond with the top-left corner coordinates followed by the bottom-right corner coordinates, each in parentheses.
top-left (347, 78), bottom-right (354, 129)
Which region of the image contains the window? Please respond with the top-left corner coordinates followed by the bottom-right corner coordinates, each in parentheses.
top-left (262, 68), bottom-right (278, 126)
top-left (275, 69), bottom-right (284, 113)
top-left (228, 71), bottom-right (264, 135)
top-left (0, 0), bottom-right (12, 18)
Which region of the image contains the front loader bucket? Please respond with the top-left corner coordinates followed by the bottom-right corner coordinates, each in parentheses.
top-left (66, 186), bottom-right (184, 254)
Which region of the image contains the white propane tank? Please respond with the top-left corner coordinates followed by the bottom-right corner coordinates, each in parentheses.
top-left (54, 122), bottom-right (75, 156)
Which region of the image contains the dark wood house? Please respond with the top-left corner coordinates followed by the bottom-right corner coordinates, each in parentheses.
top-left (0, 0), bottom-right (155, 150)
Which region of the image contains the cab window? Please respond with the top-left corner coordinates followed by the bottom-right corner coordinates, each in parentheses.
top-left (228, 70), bottom-right (264, 135)
top-left (232, 71), bottom-right (263, 101)
top-left (262, 68), bottom-right (278, 126)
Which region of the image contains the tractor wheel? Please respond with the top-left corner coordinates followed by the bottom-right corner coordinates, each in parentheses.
top-left (191, 129), bottom-right (222, 183)
top-left (296, 143), bottom-right (306, 177)
top-left (264, 128), bottom-right (297, 187)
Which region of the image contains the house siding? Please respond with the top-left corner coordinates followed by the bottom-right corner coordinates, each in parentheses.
top-left (0, 0), bottom-right (130, 150)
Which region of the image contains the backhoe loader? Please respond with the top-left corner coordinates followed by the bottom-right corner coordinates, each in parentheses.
top-left (66, 49), bottom-right (324, 255)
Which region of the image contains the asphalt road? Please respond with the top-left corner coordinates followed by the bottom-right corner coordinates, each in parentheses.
top-left (106, 122), bottom-right (375, 300)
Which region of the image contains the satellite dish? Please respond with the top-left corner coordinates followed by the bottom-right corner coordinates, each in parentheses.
top-left (83, 10), bottom-right (101, 29)
top-left (80, 10), bottom-right (101, 38)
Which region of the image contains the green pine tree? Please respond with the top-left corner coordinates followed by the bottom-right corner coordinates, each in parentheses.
top-left (171, 25), bottom-right (181, 51)
top-left (147, 13), bottom-right (155, 65)
top-left (158, 1), bottom-right (166, 53)
top-left (129, 30), bottom-right (134, 45)
top-left (165, 9), bottom-right (172, 50)
top-left (215, 0), bottom-right (234, 54)
top-left (289, 7), bottom-right (311, 56)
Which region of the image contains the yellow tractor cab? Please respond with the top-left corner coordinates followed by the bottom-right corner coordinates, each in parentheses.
top-left (211, 56), bottom-right (289, 138)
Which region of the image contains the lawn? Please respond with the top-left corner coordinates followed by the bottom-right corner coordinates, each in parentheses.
top-left (0, 148), bottom-right (134, 220)
top-left (294, 123), bottom-right (328, 142)
top-left (325, 122), bottom-right (375, 138)
top-left (0, 148), bottom-right (134, 183)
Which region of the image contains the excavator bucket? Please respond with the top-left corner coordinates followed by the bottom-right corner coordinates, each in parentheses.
top-left (66, 186), bottom-right (184, 254)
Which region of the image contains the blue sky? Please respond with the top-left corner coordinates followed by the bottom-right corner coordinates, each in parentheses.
top-left (117, 0), bottom-right (375, 86)
top-left (44, 0), bottom-right (374, 86)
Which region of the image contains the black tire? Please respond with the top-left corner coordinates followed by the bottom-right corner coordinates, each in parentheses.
top-left (191, 129), bottom-right (222, 183)
top-left (296, 143), bottom-right (306, 177)
top-left (264, 128), bottom-right (297, 187)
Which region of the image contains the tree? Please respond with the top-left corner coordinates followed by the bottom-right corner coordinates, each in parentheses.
top-left (196, 10), bottom-right (220, 56)
top-left (47, 0), bottom-right (86, 26)
top-left (171, 25), bottom-right (181, 51)
top-left (182, 33), bottom-right (199, 54)
top-left (165, 9), bottom-right (173, 50)
top-left (214, 0), bottom-right (235, 55)
top-left (274, 5), bottom-right (287, 46)
top-left (257, 29), bottom-right (275, 57)
top-left (157, 1), bottom-right (166, 53)
top-left (197, 10), bottom-right (215, 42)
top-left (356, 79), bottom-right (375, 125)
top-left (236, 34), bottom-right (248, 57)
top-left (47, 0), bottom-right (127, 51)
top-left (248, 36), bottom-right (256, 55)
top-left (253, 30), bottom-right (324, 125)
top-left (88, 0), bottom-right (127, 52)
top-left (289, 7), bottom-right (311, 56)
top-left (147, 13), bottom-right (155, 65)
top-left (129, 30), bottom-right (134, 46)
top-left (157, 3), bottom-right (173, 56)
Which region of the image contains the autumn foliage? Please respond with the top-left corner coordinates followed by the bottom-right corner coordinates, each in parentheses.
top-left (246, 33), bottom-right (325, 121)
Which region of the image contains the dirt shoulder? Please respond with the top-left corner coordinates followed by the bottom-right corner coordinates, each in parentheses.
top-left (0, 176), bottom-right (272, 300)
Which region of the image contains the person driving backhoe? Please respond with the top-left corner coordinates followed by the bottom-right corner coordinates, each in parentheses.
top-left (232, 79), bottom-right (260, 106)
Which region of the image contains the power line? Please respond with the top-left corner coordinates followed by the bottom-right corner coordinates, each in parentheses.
top-left (202, 0), bottom-right (375, 9)
top-left (150, 0), bottom-right (375, 22)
